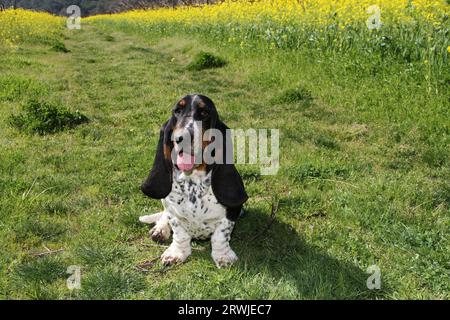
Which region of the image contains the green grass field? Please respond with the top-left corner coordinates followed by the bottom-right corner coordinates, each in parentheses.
top-left (0, 20), bottom-right (449, 299)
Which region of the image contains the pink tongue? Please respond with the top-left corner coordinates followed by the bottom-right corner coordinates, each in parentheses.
top-left (177, 153), bottom-right (195, 172)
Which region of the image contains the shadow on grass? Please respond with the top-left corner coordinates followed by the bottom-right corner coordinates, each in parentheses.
top-left (231, 208), bottom-right (388, 299)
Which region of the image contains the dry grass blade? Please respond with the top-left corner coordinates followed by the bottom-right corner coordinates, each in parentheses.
top-left (29, 247), bottom-right (64, 257)
top-left (248, 195), bottom-right (279, 242)
top-left (134, 256), bottom-right (160, 273)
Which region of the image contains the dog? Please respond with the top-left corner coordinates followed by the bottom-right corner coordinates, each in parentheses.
top-left (139, 94), bottom-right (248, 268)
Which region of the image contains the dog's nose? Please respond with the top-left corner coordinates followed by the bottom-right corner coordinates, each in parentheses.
top-left (174, 132), bottom-right (184, 144)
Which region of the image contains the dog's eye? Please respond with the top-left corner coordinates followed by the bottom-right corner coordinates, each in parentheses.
top-left (200, 110), bottom-right (209, 117)
top-left (174, 108), bottom-right (182, 115)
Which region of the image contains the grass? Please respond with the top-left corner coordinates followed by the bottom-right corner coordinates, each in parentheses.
top-left (187, 51), bottom-right (227, 71)
top-left (0, 20), bottom-right (448, 299)
top-left (51, 40), bottom-right (70, 53)
top-left (9, 100), bottom-right (88, 135)
top-left (270, 87), bottom-right (313, 105)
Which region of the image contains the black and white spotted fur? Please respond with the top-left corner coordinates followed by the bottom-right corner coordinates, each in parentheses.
top-left (140, 168), bottom-right (237, 267)
top-left (139, 94), bottom-right (248, 268)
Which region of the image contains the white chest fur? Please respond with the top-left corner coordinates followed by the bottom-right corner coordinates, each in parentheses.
top-left (162, 168), bottom-right (227, 239)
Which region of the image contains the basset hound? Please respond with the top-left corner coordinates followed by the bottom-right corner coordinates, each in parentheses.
top-left (139, 94), bottom-right (248, 268)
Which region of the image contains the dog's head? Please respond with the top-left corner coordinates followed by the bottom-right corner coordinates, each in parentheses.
top-left (164, 94), bottom-right (219, 172)
top-left (141, 94), bottom-right (248, 210)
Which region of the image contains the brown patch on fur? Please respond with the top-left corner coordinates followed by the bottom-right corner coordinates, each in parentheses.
top-left (198, 100), bottom-right (206, 108)
top-left (179, 99), bottom-right (186, 107)
top-left (202, 136), bottom-right (211, 149)
top-left (163, 144), bottom-right (172, 161)
top-left (199, 127), bottom-right (214, 169)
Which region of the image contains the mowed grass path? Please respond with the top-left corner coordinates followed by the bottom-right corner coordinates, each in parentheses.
top-left (0, 24), bottom-right (448, 299)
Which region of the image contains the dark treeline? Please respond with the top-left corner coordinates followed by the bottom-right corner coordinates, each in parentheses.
top-left (0, 0), bottom-right (219, 16)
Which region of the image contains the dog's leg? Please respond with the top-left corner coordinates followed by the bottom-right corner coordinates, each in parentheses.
top-left (139, 212), bottom-right (163, 224)
top-left (161, 217), bottom-right (192, 265)
top-left (150, 212), bottom-right (172, 242)
top-left (211, 218), bottom-right (238, 268)
top-left (139, 209), bottom-right (171, 243)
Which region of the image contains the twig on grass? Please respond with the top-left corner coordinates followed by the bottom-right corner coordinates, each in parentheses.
top-left (134, 256), bottom-right (160, 273)
top-left (139, 241), bottom-right (207, 252)
top-left (133, 256), bottom-right (178, 274)
top-left (29, 246), bottom-right (64, 257)
top-left (248, 195), bottom-right (279, 242)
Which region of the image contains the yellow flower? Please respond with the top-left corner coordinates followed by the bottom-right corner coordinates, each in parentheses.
top-left (0, 9), bottom-right (63, 47)
top-left (447, 46), bottom-right (450, 53)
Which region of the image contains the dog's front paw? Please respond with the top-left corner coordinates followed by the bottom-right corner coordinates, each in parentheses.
top-left (212, 248), bottom-right (238, 268)
top-left (150, 225), bottom-right (171, 243)
top-left (161, 245), bottom-right (190, 266)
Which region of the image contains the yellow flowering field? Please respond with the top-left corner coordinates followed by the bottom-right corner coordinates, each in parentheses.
top-left (89, 0), bottom-right (448, 27)
top-left (89, 0), bottom-right (449, 69)
top-left (0, 9), bottom-right (64, 48)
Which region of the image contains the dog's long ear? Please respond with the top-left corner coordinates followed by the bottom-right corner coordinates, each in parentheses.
top-left (141, 119), bottom-right (174, 199)
top-left (210, 120), bottom-right (248, 209)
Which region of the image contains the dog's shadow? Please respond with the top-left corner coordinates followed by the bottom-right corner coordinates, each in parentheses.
top-left (219, 208), bottom-right (387, 299)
